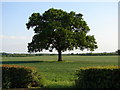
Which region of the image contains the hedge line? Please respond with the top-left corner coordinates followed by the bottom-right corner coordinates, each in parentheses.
top-left (1, 52), bottom-right (118, 57)
top-left (75, 66), bottom-right (120, 88)
top-left (1, 65), bottom-right (44, 89)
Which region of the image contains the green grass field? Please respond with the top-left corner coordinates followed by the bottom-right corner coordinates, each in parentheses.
top-left (2, 56), bottom-right (118, 88)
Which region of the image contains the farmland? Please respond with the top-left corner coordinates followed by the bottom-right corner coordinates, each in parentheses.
top-left (2, 56), bottom-right (118, 88)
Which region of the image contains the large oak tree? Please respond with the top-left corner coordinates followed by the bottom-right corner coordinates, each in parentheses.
top-left (26, 8), bottom-right (98, 61)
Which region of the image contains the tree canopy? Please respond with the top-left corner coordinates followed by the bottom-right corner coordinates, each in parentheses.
top-left (26, 8), bottom-right (98, 61)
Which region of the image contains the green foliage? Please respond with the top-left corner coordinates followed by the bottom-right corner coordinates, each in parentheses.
top-left (75, 66), bottom-right (120, 88)
top-left (26, 8), bottom-right (98, 61)
top-left (2, 65), bottom-right (44, 89)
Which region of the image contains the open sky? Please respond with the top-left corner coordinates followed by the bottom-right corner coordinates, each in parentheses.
top-left (0, 1), bottom-right (118, 54)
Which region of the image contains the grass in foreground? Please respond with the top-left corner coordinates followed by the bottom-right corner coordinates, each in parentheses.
top-left (2, 56), bottom-right (118, 88)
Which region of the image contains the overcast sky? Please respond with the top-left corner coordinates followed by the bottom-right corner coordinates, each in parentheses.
top-left (0, 1), bottom-right (118, 53)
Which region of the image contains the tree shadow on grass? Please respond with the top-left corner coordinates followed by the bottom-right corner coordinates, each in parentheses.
top-left (1, 61), bottom-right (44, 64)
top-left (1, 60), bottom-right (66, 64)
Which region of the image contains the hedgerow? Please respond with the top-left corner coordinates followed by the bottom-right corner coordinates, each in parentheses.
top-left (75, 66), bottom-right (120, 88)
top-left (2, 65), bottom-right (44, 89)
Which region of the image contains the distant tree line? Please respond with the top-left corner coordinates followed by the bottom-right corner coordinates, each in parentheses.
top-left (0, 51), bottom-right (119, 57)
top-left (1, 53), bottom-right (35, 57)
top-left (71, 52), bottom-right (118, 56)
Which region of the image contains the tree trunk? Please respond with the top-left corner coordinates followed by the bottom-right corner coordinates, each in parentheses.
top-left (58, 50), bottom-right (62, 61)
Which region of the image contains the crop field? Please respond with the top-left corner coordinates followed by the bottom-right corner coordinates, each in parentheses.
top-left (2, 56), bottom-right (118, 88)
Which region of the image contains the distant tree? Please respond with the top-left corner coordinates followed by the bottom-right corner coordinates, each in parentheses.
top-left (116, 50), bottom-right (120, 55)
top-left (26, 8), bottom-right (98, 61)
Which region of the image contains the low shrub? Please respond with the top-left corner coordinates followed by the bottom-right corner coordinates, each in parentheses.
top-left (2, 65), bottom-right (44, 89)
top-left (75, 66), bottom-right (120, 88)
